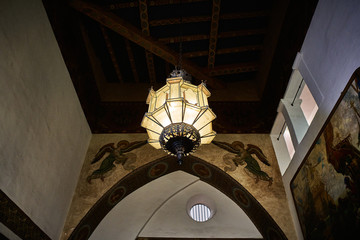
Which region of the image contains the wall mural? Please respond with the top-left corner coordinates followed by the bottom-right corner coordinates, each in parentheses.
top-left (213, 141), bottom-right (273, 186)
top-left (87, 140), bottom-right (147, 183)
top-left (61, 134), bottom-right (295, 239)
top-left (291, 70), bottom-right (360, 239)
top-left (69, 155), bottom-right (287, 240)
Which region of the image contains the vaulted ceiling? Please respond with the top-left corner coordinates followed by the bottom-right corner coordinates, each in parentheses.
top-left (43, 0), bottom-right (318, 134)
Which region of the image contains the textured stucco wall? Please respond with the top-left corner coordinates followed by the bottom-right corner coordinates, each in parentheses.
top-left (282, 0), bottom-right (360, 239)
top-left (62, 133), bottom-right (295, 240)
top-left (0, 0), bottom-right (91, 239)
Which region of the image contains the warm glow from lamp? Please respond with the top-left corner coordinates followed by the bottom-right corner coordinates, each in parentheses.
top-left (141, 70), bottom-right (216, 163)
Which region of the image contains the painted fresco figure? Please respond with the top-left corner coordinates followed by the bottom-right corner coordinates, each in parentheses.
top-left (213, 141), bottom-right (273, 186)
top-left (87, 140), bottom-right (147, 183)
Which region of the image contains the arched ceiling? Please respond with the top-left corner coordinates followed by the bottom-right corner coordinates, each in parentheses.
top-left (67, 155), bottom-right (287, 240)
top-left (42, 0), bottom-right (318, 134)
top-left (90, 171), bottom-right (262, 239)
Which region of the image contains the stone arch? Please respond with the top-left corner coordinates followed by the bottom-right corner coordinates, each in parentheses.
top-left (69, 155), bottom-right (287, 240)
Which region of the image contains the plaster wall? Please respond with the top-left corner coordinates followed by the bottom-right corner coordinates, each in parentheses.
top-left (62, 133), bottom-right (296, 240)
top-left (282, 0), bottom-right (360, 239)
top-left (0, 0), bottom-right (91, 239)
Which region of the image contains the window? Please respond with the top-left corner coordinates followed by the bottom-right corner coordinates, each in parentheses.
top-left (186, 194), bottom-right (216, 222)
top-left (299, 84), bottom-right (318, 125)
top-left (189, 203), bottom-right (212, 222)
top-left (283, 126), bottom-right (295, 159)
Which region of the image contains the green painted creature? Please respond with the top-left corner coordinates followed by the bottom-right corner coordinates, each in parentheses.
top-left (87, 140), bottom-right (147, 183)
top-left (213, 140), bottom-right (273, 186)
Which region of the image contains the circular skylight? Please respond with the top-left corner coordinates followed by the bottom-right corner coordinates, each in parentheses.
top-left (187, 194), bottom-right (216, 223)
top-left (189, 203), bottom-right (212, 222)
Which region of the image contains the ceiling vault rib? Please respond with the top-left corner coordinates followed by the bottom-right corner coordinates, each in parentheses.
top-left (136, 179), bottom-right (201, 238)
top-left (125, 39), bottom-right (140, 83)
top-left (138, 0), bottom-right (156, 84)
top-left (207, 0), bottom-right (221, 69)
top-left (69, 0), bottom-right (224, 89)
top-left (100, 26), bottom-right (123, 83)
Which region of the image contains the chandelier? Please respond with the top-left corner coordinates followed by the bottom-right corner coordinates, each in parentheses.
top-left (141, 69), bottom-right (216, 164)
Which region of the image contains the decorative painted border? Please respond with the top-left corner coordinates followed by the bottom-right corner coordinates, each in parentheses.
top-left (0, 190), bottom-right (51, 240)
top-left (69, 155), bottom-right (287, 240)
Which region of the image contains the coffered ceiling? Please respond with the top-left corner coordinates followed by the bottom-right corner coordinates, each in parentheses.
top-left (43, 0), bottom-right (318, 133)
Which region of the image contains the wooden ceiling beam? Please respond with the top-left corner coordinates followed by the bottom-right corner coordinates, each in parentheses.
top-left (138, 0), bottom-right (156, 84)
top-left (150, 16), bottom-right (210, 27)
top-left (107, 0), bottom-right (208, 10)
top-left (70, 0), bottom-right (224, 89)
top-left (207, 0), bottom-right (221, 69)
top-left (159, 29), bottom-right (267, 43)
top-left (159, 34), bottom-right (209, 44)
top-left (183, 45), bottom-right (263, 58)
top-left (150, 11), bottom-right (269, 27)
top-left (100, 26), bottom-right (123, 83)
top-left (124, 39), bottom-right (140, 83)
top-left (221, 11), bottom-right (270, 20)
top-left (218, 29), bottom-right (267, 38)
top-left (207, 63), bottom-right (258, 76)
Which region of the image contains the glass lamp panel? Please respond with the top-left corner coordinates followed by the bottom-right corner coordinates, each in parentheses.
top-left (141, 114), bottom-right (163, 133)
top-left (193, 108), bottom-right (216, 130)
top-left (183, 87), bottom-right (198, 105)
top-left (198, 84), bottom-right (209, 107)
top-left (147, 129), bottom-right (160, 140)
top-left (183, 103), bottom-right (201, 125)
top-left (197, 87), bottom-right (204, 107)
top-left (149, 95), bottom-right (157, 112)
top-left (148, 139), bottom-right (161, 149)
top-left (201, 133), bottom-right (216, 144)
top-left (147, 88), bottom-right (157, 112)
top-left (198, 122), bottom-right (213, 137)
top-left (169, 81), bottom-right (181, 99)
top-left (156, 87), bottom-right (169, 108)
top-left (166, 99), bottom-right (184, 123)
top-left (152, 105), bottom-right (171, 128)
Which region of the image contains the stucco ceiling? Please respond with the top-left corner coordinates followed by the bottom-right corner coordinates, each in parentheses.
top-left (43, 0), bottom-right (318, 133)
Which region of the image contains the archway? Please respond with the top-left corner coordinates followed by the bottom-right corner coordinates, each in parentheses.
top-left (69, 155), bottom-right (287, 240)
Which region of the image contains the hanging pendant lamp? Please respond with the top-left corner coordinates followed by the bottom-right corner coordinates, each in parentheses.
top-left (141, 69), bottom-right (216, 164)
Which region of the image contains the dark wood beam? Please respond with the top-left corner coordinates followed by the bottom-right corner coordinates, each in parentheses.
top-left (138, 0), bottom-right (156, 84)
top-left (70, 0), bottom-right (224, 89)
top-left (221, 11), bottom-right (269, 20)
top-left (124, 39), bottom-right (140, 83)
top-left (218, 29), bottom-right (267, 38)
top-left (159, 29), bottom-right (267, 44)
top-left (100, 26), bottom-right (123, 83)
top-left (207, 0), bottom-right (221, 68)
top-left (207, 63), bottom-right (258, 76)
top-left (150, 16), bottom-right (210, 27)
top-left (107, 0), bottom-right (208, 10)
top-left (217, 45), bottom-right (263, 54)
top-left (159, 34), bottom-right (209, 44)
top-left (150, 11), bottom-right (270, 27)
top-left (183, 45), bottom-right (263, 58)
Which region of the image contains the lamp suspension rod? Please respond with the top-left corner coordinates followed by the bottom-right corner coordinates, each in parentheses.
top-left (177, 0), bottom-right (183, 70)
top-left (277, 122), bottom-right (286, 141)
top-left (291, 78), bottom-right (304, 106)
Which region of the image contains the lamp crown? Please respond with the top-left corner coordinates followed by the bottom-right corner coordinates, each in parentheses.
top-left (169, 69), bottom-right (192, 82)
